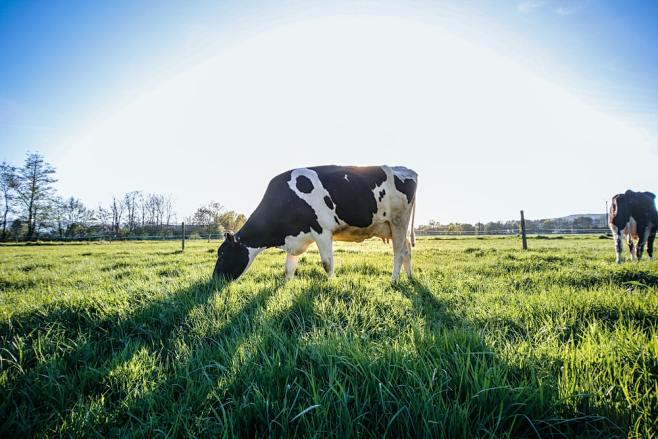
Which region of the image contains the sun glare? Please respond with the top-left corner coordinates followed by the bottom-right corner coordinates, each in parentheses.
top-left (60, 14), bottom-right (651, 222)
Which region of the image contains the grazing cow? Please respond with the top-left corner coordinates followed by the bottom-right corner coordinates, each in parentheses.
top-left (213, 165), bottom-right (417, 282)
top-left (608, 190), bottom-right (657, 263)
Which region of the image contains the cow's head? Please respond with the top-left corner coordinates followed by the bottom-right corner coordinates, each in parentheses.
top-left (212, 232), bottom-right (249, 281)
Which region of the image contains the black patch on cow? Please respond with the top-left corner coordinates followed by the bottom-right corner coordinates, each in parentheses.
top-left (311, 165), bottom-right (387, 228)
top-left (213, 240), bottom-right (249, 281)
top-left (383, 212), bottom-right (386, 217)
top-left (394, 176), bottom-right (417, 204)
top-left (237, 171), bottom-right (322, 248)
top-left (609, 190), bottom-right (658, 231)
top-left (334, 216), bottom-right (340, 224)
top-left (378, 189), bottom-right (386, 202)
top-left (324, 196), bottom-right (334, 210)
top-left (609, 190), bottom-right (658, 261)
top-left (296, 175), bottom-right (314, 193)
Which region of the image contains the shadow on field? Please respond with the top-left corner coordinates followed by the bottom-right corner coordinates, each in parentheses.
top-left (1, 272), bottom-right (631, 437)
top-left (0, 277), bottom-right (231, 436)
top-left (389, 277), bottom-right (623, 438)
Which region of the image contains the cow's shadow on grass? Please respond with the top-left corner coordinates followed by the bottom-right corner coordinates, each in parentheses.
top-left (390, 277), bottom-right (624, 438)
top-left (0, 272), bottom-right (632, 437)
top-left (0, 276), bottom-right (243, 435)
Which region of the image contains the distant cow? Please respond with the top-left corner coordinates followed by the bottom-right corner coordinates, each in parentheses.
top-left (213, 165), bottom-right (417, 282)
top-left (608, 190), bottom-right (657, 263)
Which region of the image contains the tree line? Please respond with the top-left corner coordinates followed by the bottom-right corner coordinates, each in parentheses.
top-left (1, 152), bottom-right (246, 241)
top-left (417, 215), bottom-right (607, 234)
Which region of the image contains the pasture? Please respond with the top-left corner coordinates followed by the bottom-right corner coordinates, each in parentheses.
top-left (1, 237), bottom-right (657, 437)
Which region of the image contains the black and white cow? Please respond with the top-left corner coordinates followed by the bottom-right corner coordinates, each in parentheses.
top-left (608, 190), bottom-right (657, 263)
top-left (213, 165), bottom-right (417, 282)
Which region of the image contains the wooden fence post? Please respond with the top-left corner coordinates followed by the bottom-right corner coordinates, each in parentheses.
top-left (520, 210), bottom-right (527, 250)
top-left (181, 222), bottom-right (185, 251)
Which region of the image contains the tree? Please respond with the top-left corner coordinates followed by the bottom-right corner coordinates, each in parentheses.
top-left (51, 196), bottom-right (66, 238)
top-left (15, 152), bottom-right (57, 239)
top-left (110, 196), bottom-right (124, 234)
top-left (0, 161), bottom-right (18, 238)
top-left (572, 216), bottom-right (593, 229)
top-left (96, 204), bottom-right (112, 231)
top-left (60, 196), bottom-right (90, 236)
top-left (191, 206), bottom-right (214, 229)
top-left (123, 191), bottom-right (141, 232)
top-left (163, 195), bottom-right (175, 226)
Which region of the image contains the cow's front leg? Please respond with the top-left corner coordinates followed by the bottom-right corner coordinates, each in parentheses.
top-left (648, 229), bottom-right (656, 261)
top-left (612, 226), bottom-right (624, 263)
top-left (285, 254), bottom-right (299, 280)
top-left (315, 233), bottom-right (334, 278)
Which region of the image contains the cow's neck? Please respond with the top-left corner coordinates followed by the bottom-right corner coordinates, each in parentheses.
top-left (236, 220), bottom-right (271, 249)
top-left (235, 225), bottom-right (267, 273)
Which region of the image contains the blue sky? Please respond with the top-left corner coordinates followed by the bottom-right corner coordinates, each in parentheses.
top-left (1, 0), bottom-right (656, 223)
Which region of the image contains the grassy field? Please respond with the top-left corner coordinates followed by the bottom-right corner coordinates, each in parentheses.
top-left (1, 236), bottom-right (657, 437)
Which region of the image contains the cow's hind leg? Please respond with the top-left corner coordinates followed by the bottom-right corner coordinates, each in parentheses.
top-left (285, 254), bottom-right (300, 280)
top-left (636, 223), bottom-right (651, 261)
top-left (627, 236), bottom-right (636, 261)
top-left (390, 219), bottom-right (411, 283)
top-left (648, 228), bottom-right (656, 261)
top-left (315, 232), bottom-right (334, 278)
top-left (402, 238), bottom-right (413, 277)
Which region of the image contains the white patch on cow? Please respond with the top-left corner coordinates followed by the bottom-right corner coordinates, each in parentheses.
top-left (236, 246), bottom-right (265, 280)
top-left (279, 230), bottom-right (313, 256)
top-left (344, 174), bottom-right (349, 182)
top-left (287, 169), bottom-right (337, 234)
top-left (391, 165), bottom-right (417, 183)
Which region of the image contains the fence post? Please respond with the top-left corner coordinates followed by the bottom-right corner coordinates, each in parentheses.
top-left (181, 222), bottom-right (185, 251)
top-left (520, 210), bottom-right (528, 250)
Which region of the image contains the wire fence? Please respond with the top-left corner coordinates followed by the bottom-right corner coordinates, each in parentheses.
top-left (2, 227), bottom-right (612, 243)
top-left (415, 228), bottom-right (610, 237)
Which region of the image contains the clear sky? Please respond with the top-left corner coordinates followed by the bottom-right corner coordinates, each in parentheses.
top-left (1, 0), bottom-right (656, 224)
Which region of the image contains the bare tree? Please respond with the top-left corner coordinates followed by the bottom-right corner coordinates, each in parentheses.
top-left (15, 152), bottom-right (57, 239)
top-left (0, 161), bottom-right (18, 238)
top-left (138, 192), bottom-right (147, 227)
top-left (144, 194), bottom-right (168, 229)
top-left (163, 195), bottom-right (175, 226)
top-left (123, 191), bottom-right (140, 232)
top-left (143, 194), bottom-right (158, 226)
top-left (96, 204), bottom-right (112, 231)
top-left (110, 196), bottom-right (124, 234)
top-left (51, 196), bottom-right (66, 238)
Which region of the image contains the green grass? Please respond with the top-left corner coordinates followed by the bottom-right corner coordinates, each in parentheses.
top-left (1, 237), bottom-right (657, 437)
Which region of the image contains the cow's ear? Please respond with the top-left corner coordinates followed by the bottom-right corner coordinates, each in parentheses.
top-left (225, 232), bottom-right (235, 243)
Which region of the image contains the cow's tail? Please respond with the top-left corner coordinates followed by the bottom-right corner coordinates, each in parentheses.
top-left (410, 196), bottom-right (416, 247)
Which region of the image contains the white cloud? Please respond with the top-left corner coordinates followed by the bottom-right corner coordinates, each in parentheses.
top-left (517, 0), bottom-right (546, 13)
top-left (518, 0), bottom-right (586, 16)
